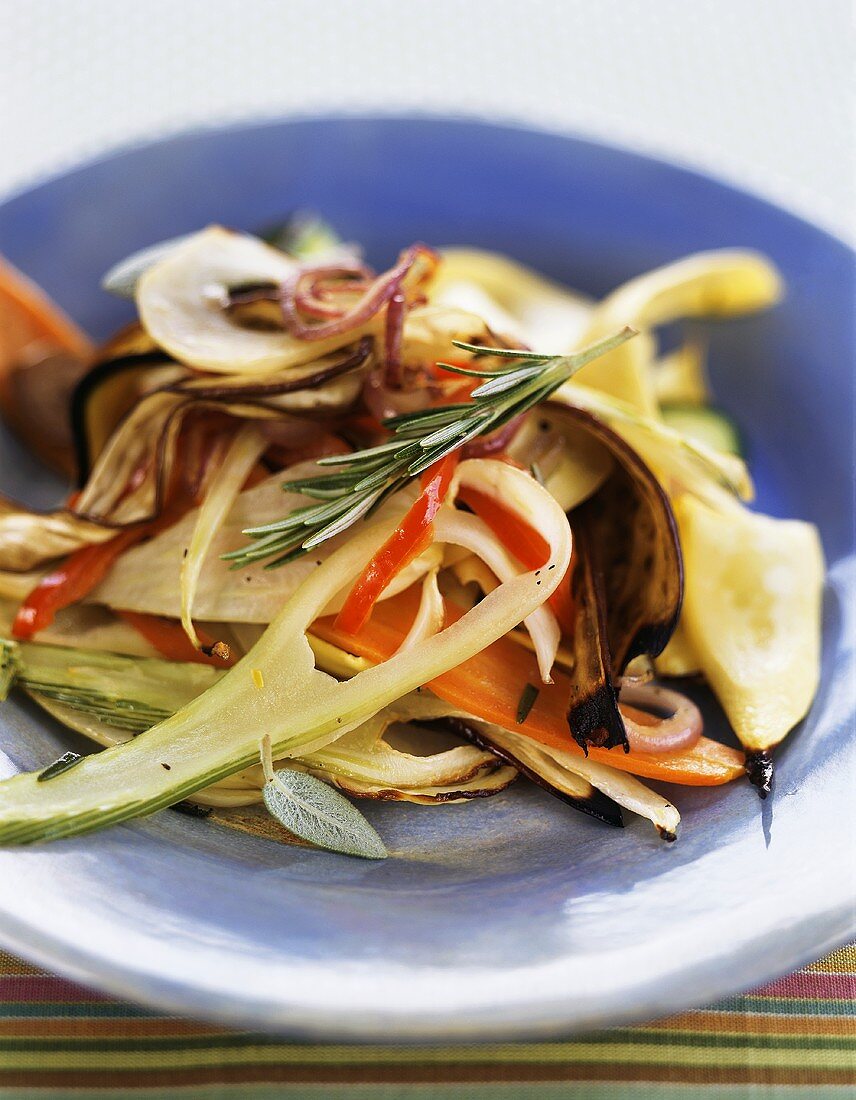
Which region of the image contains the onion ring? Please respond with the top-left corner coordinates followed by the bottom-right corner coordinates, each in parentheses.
top-left (618, 682), bottom-right (703, 753)
top-left (279, 244), bottom-right (438, 341)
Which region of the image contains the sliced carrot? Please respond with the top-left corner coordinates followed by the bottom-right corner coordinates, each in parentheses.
top-left (313, 587), bottom-right (744, 786)
top-left (0, 254), bottom-right (92, 367)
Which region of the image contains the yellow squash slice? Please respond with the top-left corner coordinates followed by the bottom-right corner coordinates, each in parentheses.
top-left (677, 494), bottom-right (824, 753)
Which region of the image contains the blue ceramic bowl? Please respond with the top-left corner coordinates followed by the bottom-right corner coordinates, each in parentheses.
top-left (0, 117), bottom-right (853, 1039)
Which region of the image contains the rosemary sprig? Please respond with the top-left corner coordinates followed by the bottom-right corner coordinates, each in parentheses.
top-left (223, 327), bottom-right (636, 569)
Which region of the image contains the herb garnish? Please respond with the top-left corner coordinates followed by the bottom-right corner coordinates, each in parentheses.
top-left (37, 751), bottom-right (83, 783)
top-left (516, 683), bottom-right (540, 725)
top-left (259, 736), bottom-right (387, 859)
top-left (223, 328), bottom-right (634, 570)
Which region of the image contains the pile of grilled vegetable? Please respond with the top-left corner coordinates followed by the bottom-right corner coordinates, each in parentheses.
top-left (0, 217), bottom-right (823, 857)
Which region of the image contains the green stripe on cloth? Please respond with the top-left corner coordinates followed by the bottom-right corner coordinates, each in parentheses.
top-left (708, 997), bottom-right (856, 1017)
top-left (0, 945), bottom-right (853, 1094)
top-left (1, 1034), bottom-right (855, 1057)
top-left (2, 1027), bottom-right (855, 1051)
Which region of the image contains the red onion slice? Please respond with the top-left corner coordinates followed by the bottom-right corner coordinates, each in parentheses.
top-left (463, 413), bottom-right (526, 458)
top-left (292, 288), bottom-right (346, 320)
top-left (280, 244), bottom-right (438, 341)
top-left (363, 365), bottom-right (445, 422)
top-left (618, 683), bottom-right (703, 754)
top-left (384, 291), bottom-right (407, 386)
top-left (293, 263), bottom-right (375, 319)
top-left (304, 262), bottom-right (374, 285)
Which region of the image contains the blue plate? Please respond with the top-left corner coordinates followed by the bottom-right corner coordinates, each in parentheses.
top-left (0, 117), bottom-right (853, 1039)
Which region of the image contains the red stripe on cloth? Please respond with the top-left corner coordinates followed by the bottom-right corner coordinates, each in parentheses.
top-left (755, 971), bottom-right (856, 1000)
top-left (0, 975), bottom-right (111, 1003)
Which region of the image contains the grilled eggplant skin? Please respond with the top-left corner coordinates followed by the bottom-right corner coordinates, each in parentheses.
top-left (550, 406), bottom-right (683, 753)
top-left (426, 716), bottom-right (625, 828)
top-left (71, 348), bottom-right (173, 484)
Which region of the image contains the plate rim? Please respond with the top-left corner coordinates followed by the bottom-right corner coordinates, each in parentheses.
top-left (0, 112), bottom-right (853, 1038)
top-left (0, 109), bottom-right (853, 256)
top-left (0, 878), bottom-right (851, 1041)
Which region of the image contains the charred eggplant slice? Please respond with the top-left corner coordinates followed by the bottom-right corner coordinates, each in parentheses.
top-left (567, 516), bottom-right (628, 751)
top-left (745, 749), bottom-right (774, 799)
top-left (5, 350), bottom-right (92, 478)
top-left (0, 255), bottom-right (95, 478)
top-left (426, 716), bottom-right (625, 828)
top-left (550, 406), bottom-right (683, 752)
top-left (71, 346), bottom-right (176, 485)
top-left (70, 323), bottom-right (178, 484)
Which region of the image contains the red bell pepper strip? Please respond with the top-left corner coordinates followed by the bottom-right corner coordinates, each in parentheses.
top-left (13, 415), bottom-right (246, 641)
top-left (12, 526), bottom-right (151, 640)
top-left (11, 484), bottom-right (200, 642)
top-left (334, 451), bottom-right (460, 636)
top-left (455, 483), bottom-right (576, 635)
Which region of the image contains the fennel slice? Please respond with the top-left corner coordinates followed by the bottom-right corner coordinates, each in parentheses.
top-left (0, 472), bottom-right (571, 845)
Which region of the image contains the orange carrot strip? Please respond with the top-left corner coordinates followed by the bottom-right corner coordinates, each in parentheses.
top-left (314, 587), bottom-right (744, 786)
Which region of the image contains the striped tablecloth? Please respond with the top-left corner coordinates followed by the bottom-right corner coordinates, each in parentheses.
top-left (0, 947), bottom-right (853, 1096)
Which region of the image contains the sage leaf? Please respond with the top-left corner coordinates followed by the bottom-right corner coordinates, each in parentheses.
top-left (259, 736), bottom-right (388, 860)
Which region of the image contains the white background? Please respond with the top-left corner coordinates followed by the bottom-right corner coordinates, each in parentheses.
top-left (0, 0), bottom-right (853, 241)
